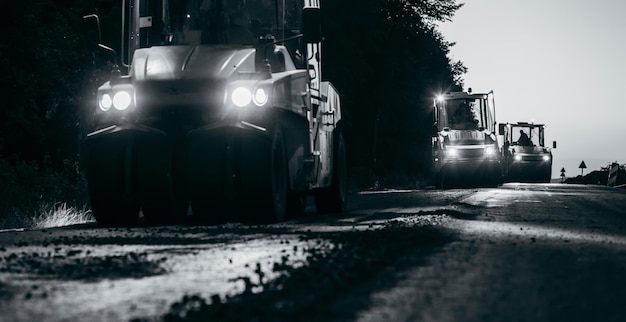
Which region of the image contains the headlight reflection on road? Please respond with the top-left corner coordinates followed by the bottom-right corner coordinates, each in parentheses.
top-left (449, 220), bottom-right (626, 246)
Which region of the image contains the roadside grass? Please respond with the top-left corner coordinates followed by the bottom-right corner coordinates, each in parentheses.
top-left (0, 158), bottom-right (91, 230)
top-left (31, 202), bottom-right (94, 229)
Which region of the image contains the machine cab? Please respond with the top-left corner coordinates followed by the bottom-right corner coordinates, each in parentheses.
top-left (434, 90), bottom-right (496, 134)
top-left (499, 122), bottom-right (556, 149)
top-left (121, 0), bottom-right (303, 67)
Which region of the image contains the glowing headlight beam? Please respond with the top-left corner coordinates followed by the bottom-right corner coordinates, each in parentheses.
top-left (446, 148), bottom-right (458, 157)
top-left (542, 155), bottom-right (551, 161)
top-left (253, 88), bottom-right (268, 106)
top-left (113, 91), bottom-right (132, 110)
top-left (100, 94), bottom-right (112, 111)
top-left (232, 87), bottom-right (252, 107)
top-left (484, 147), bottom-right (495, 156)
top-left (514, 154), bottom-right (522, 161)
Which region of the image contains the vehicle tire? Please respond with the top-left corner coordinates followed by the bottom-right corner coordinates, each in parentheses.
top-left (187, 131), bottom-right (230, 226)
top-left (432, 169), bottom-right (442, 189)
top-left (315, 131), bottom-right (348, 214)
top-left (137, 138), bottom-right (189, 226)
top-left (437, 169), bottom-right (449, 189)
top-left (242, 127), bottom-right (288, 223)
top-left (141, 193), bottom-right (189, 225)
top-left (286, 191), bottom-right (306, 218)
top-left (85, 136), bottom-right (140, 227)
top-left (485, 169), bottom-right (501, 187)
top-left (89, 187), bottom-right (140, 227)
top-left (190, 197), bottom-right (226, 225)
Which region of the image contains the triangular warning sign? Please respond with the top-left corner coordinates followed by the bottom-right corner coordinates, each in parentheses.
top-left (560, 167), bottom-right (566, 173)
top-left (579, 161), bottom-right (587, 169)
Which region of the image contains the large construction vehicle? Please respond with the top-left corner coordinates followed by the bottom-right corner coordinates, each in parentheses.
top-left (82, 0), bottom-right (347, 226)
top-left (499, 122), bottom-right (556, 183)
top-left (431, 89), bottom-right (501, 188)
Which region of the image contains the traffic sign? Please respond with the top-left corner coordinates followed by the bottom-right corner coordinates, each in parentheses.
top-left (579, 161), bottom-right (587, 176)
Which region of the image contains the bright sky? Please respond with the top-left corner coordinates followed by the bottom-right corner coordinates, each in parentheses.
top-left (438, 0), bottom-right (626, 178)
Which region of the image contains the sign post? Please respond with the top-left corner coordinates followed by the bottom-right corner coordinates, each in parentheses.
top-left (579, 161), bottom-right (587, 176)
top-left (560, 168), bottom-right (566, 183)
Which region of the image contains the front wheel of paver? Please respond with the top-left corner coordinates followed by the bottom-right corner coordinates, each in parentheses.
top-left (137, 138), bottom-right (189, 225)
top-left (89, 184), bottom-right (140, 227)
top-left (85, 134), bottom-right (140, 227)
top-left (240, 127), bottom-right (288, 224)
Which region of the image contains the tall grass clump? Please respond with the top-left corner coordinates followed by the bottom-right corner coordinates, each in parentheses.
top-left (0, 157), bottom-right (91, 230)
top-left (31, 202), bottom-right (94, 229)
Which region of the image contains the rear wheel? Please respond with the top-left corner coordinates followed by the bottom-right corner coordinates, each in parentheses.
top-left (286, 191), bottom-right (306, 218)
top-left (315, 132), bottom-right (348, 214)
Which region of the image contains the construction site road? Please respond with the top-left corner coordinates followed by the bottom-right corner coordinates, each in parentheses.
top-left (1, 183), bottom-right (625, 322)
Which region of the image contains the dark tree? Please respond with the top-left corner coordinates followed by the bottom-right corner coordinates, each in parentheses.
top-left (321, 0), bottom-right (466, 186)
top-left (0, 0), bottom-right (116, 168)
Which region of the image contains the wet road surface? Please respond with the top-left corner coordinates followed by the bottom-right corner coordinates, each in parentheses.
top-left (0, 183), bottom-right (625, 321)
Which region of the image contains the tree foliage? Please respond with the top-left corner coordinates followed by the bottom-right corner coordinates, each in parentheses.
top-left (0, 0), bottom-right (112, 167)
top-left (321, 0), bottom-right (465, 184)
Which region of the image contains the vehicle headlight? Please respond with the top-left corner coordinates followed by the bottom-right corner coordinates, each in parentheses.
top-left (253, 88), bottom-right (269, 106)
top-left (232, 87), bottom-right (252, 107)
top-left (514, 154), bottom-right (522, 161)
top-left (446, 148), bottom-right (458, 157)
top-left (542, 155), bottom-right (551, 161)
top-left (484, 146), bottom-right (495, 156)
top-left (100, 93), bottom-right (112, 111)
top-left (113, 91), bottom-right (132, 110)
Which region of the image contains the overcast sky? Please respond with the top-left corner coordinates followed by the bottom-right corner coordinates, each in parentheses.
top-left (437, 0), bottom-right (626, 178)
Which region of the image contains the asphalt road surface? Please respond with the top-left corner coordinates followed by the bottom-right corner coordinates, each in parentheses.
top-left (1, 183), bottom-right (625, 322)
